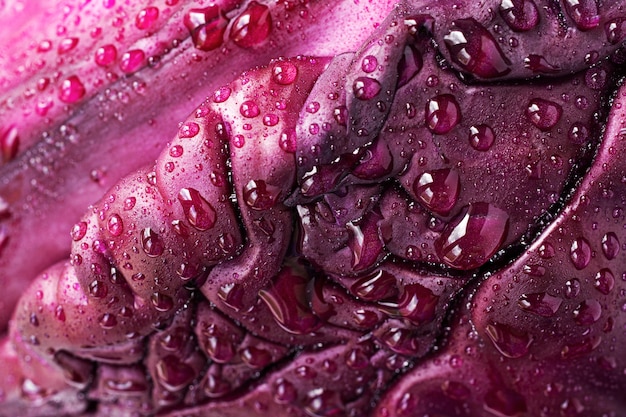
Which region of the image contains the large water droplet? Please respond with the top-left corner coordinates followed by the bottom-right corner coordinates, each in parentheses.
top-left (156, 355), bottom-right (195, 391)
top-left (179, 122), bottom-right (200, 138)
top-left (485, 321), bottom-right (533, 358)
top-left (606, 18), bottom-right (626, 44)
top-left (353, 77), bottom-right (381, 100)
top-left (594, 268), bottom-right (615, 295)
top-left (443, 18), bottom-right (511, 78)
top-left (178, 188), bottom-right (217, 230)
top-left (435, 202), bottom-right (509, 270)
top-left (151, 292), bottom-right (174, 312)
top-left (119, 50), bottom-right (146, 74)
top-left (243, 179), bottom-right (280, 211)
top-left (570, 237), bottom-right (591, 270)
top-left (381, 283), bottom-right (439, 325)
top-left (230, 2), bottom-right (272, 48)
top-left (95, 44), bottom-right (117, 67)
top-left (59, 76), bottom-right (86, 104)
top-left (601, 232), bottom-right (619, 260)
top-left (273, 378), bottom-right (297, 404)
top-left (71, 221), bottom-right (88, 241)
top-left (499, 0), bottom-right (540, 31)
top-left (258, 266), bottom-right (321, 335)
top-left (107, 214), bottom-right (123, 237)
top-left (563, 0), bottom-right (600, 31)
top-left (573, 299), bottom-right (601, 325)
top-left (518, 292), bottom-right (562, 317)
top-left (141, 228), bottom-right (165, 257)
top-left (413, 168), bottom-right (460, 216)
top-left (184, 6), bottom-right (229, 51)
top-left (272, 61), bottom-right (298, 85)
top-left (469, 124), bottom-right (495, 151)
top-left (425, 94), bottom-right (461, 134)
top-left (526, 98), bottom-right (562, 131)
top-left (136, 6), bottom-right (159, 30)
top-left (240, 100), bottom-right (260, 118)
top-left (350, 269), bottom-right (397, 302)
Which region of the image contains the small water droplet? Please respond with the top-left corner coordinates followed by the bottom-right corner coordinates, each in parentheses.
top-left (107, 214), bottom-right (123, 236)
top-left (601, 232), bottom-right (619, 260)
top-left (151, 292), bottom-right (174, 312)
top-left (240, 100), bottom-right (260, 118)
top-left (71, 221), bottom-right (88, 241)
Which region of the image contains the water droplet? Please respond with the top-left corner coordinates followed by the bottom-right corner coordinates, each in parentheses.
top-left (271, 61), bottom-right (298, 85)
top-left (54, 305), bottom-right (66, 322)
top-left (263, 114), bottom-right (279, 126)
top-left (526, 98), bottom-right (562, 131)
top-left (71, 221), bottom-right (88, 241)
top-left (333, 106), bottom-right (348, 126)
top-left (573, 299), bottom-right (601, 325)
top-left (156, 355), bottom-right (195, 391)
top-left (361, 55), bottom-right (378, 73)
top-left (425, 94), bottom-right (461, 134)
top-left (184, 6), bottom-right (229, 51)
top-left (601, 232), bottom-right (619, 260)
top-left (379, 327), bottom-right (420, 355)
top-left (305, 388), bottom-right (345, 417)
top-left (179, 121), bottom-right (200, 138)
top-left (605, 18), bottom-right (626, 44)
top-left (353, 77), bottom-right (381, 100)
top-left (89, 280), bottom-right (108, 299)
top-left (563, 0), bottom-right (600, 31)
top-left (469, 124), bottom-right (495, 151)
top-left (151, 292), bottom-right (174, 312)
top-left (212, 86), bottom-right (231, 103)
top-left (443, 18), bottom-right (511, 78)
top-left (141, 228), bottom-right (165, 257)
top-left (279, 129), bottom-right (297, 153)
top-left (585, 67), bottom-right (607, 90)
top-left (384, 283), bottom-right (439, 325)
top-left (568, 122), bottom-right (589, 144)
top-left (499, 0), bottom-right (540, 31)
top-left (350, 269), bottom-right (396, 301)
top-left (169, 145), bottom-right (183, 158)
top-left (564, 278), bottom-right (581, 299)
top-left (58, 37), bottom-right (78, 54)
top-left (123, 197), bottom-right (136, 211)
top-left (273, 378), bottom-right (297, 404)
top-left (258, 266), bottom-right (321, 334)
top-left (485, 321), bottom-right (533, 358)
top-left (518, 292), bottom-right (562, 317)
top-left (1, 125), bottom-right (19, 162)
top-left (104, 214), bottom-right (123, 237)
top-left (435, 202), bottom-right (509, 270)
top-left (178, 188), bottom-right (217, 230)
top-left (119, 49), bottom-right (145, 73)
top-left (135, 6), bottom-right (159, 30)
top-left (243, 179), bottom-right (279, 210)
top-left (230, 1), bottom-right (272, 48)
top-left (413, 168), bottom-right (460, 215)
top-left (570, 237), bottom-right (591, 270)
top-left (59, 76), bottom-right (86, 103)
top-left (240, 346), bottom-right (272, 369)
top-left (240, 100), bottom-right (260, 118)
top-left (99, 313), bottom-right (117, 329)
top-left (594, 268), bottom-right (615, 295)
